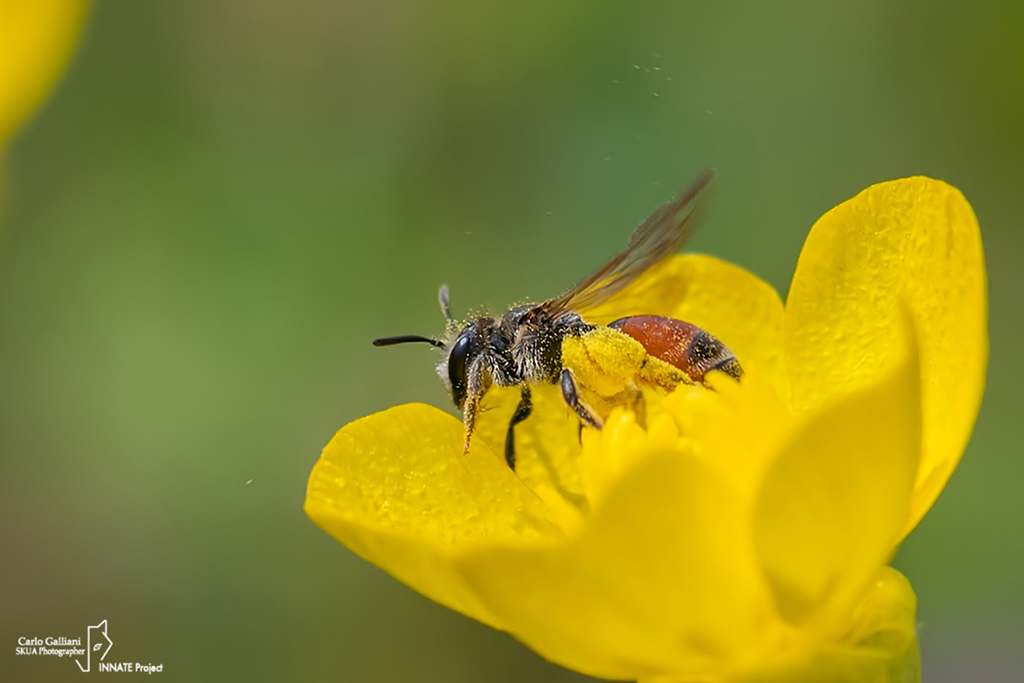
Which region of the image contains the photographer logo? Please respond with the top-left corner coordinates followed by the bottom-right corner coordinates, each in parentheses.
top-left (15, 620), bottom-right (163, 674)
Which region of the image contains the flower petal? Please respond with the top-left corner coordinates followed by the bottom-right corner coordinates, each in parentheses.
top-left (472, 383), bottom-right (589, 519)
top-left (785, 178), bottom-right (986, 535)
top-left (304, 403), bottom-right (563, 629)
top-left (754, 323), bottom-right (921, 632)
top-left (458, 447), bottom-right (774, 681)
top-left (839, 567), bottom-right (919, 678)
top-left (0, 0), bottom-right (90, 146)
top-left (641, 568), bottom-right (920, 683)
top-left (578, 254), bottom-right (790, 403)
top-left (738, 568), bottom-right (919, 683)
top-left (663, 365), bottom-right (795, 504)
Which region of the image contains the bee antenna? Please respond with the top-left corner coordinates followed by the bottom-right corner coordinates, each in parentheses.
top-left (438, 285), bottom-right (453, 322)
top-left (372, 335), bottom-right (445, 349)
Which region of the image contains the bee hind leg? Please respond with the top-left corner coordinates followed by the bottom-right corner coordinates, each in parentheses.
top-left (636, 390), bottom-right (647, 428)
top-left (559, 368), bottom-right (603, 430)
top-left (610, 387), bottom-right (643, 430)
top-left (504, 387), bottom-right (532, 470)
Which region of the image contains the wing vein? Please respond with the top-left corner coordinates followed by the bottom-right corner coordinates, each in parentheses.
top-left (537, 170), bottom-right (714, 316)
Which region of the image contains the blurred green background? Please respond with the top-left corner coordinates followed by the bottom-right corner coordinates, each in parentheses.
top-left (1, 1), bottom-right (1021, 681)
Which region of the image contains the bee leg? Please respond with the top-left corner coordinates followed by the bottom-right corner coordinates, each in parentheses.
top-left (462, 394), bottom-right (478, 454)
top-left (461, 363), bottom-right (487, 454)
top-left (504, 387), bottom-right (533, 470)
top-left (559, 368), bottom-right (603, 430)
top-left (630, 388), bottom-right (647, 429)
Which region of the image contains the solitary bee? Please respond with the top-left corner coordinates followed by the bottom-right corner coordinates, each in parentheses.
top-left (374, 171), bottom-right (741, 469)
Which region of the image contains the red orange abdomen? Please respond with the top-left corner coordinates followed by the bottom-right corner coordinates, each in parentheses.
top-left (608, 315), bottom-right (742, 383)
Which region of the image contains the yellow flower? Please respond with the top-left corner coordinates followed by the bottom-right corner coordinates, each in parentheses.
top-left (0, 0), bottom-right (90, 155)
top-left (306, 177), bottom-right (986, 683)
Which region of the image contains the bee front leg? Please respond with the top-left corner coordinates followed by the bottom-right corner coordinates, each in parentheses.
top-left (462, 394), bottom-right (479, 454)
top-left (504, 386), bottom-right (532, 470)
top-left (461, 362), bottom-right (487, 454)
top-left (559, 368), bottom-right (603, 430)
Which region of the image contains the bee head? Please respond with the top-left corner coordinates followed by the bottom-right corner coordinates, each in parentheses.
top-left (372, 284), bottom-right (481, 409)
top-left (442, 322), bottom-right (486, 408)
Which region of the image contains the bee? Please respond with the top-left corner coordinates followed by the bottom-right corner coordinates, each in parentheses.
top-left (373, 170), bottom-right (741, 469)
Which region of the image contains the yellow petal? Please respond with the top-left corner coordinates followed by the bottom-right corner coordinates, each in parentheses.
top-left (839, 567), bottom-right (919, 675)
top-left (642, 568), bottom-right (920, 683)
top-left (304, 403), bottom-right (563, 630)
top-left (579, 254), bottom-right (790, 404)
top-left (735, 568), bottom-right (919, 683)
top-left (472, 383), bottom-right (589, 519)
top-left (663, 365), bottom-right (795, 504)
top-left (753, 324), bottom-right (921, 632)
top-left (458, 448), bottom-right (775, 681)
top-left (0, 0), bottom-right (90, 147)
top-left (785, 178), bottom-right (986, 535)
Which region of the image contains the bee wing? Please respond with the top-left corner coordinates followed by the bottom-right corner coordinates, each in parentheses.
top-left (537, 170), bottom-right (714, 316)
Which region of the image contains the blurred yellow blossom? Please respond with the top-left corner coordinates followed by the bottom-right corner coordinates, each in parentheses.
top-left (306, 177), bottom-right (986, 682)
top-left (0, 0), bottom-right (89, 155)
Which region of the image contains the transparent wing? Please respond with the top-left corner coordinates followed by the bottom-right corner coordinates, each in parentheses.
top-left (537, 170), bottom-right (714, 316)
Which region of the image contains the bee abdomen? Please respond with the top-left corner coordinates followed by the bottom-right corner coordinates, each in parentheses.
top-left (608, 315), bottom-right (742, 383)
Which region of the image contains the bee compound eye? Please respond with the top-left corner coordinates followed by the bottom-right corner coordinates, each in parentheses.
top-left (448, 335), bottom-right (472, 407)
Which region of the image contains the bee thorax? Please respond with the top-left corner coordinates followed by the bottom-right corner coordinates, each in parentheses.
top-left (510, 310), bottom-right (591, 383)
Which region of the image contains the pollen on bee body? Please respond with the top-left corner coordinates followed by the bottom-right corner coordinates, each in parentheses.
top-left (560, 328), bottom-right (649, 398)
